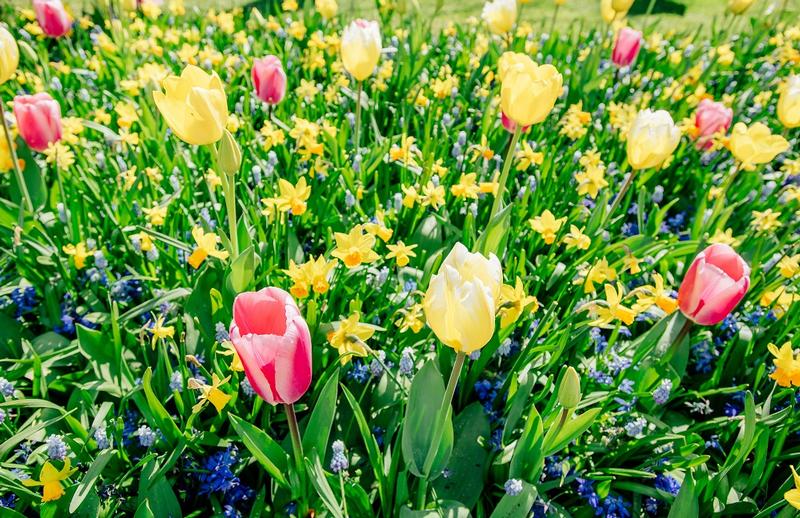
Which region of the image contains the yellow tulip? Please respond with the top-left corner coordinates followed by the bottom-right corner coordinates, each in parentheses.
top-left (153, 64), bottom-right (228, 145)
top-left (315, 0), bottom-right (338, 19)
top-left (728, 122), bottom-right (790, 167)
top-left (0, 26), bottom-right (19, 85)
top-left (497, 51), bottom-right (529, 83)
top-left (611, 0), bottom-right (634, 10)
top-left (778, 75), bottom-right (800, 129)
top-left (727, 0), bottom-right (755, 14)
top-left (340, 19), bottom-right (381, 82)
top-left (626, 109), bottom-right (681, 170)
top-left (423, 242), bottom-right (502, 354)
top-left (500, 55), bottom-right (563, 127)
top-left (481, 0), bottom-right (517, 35)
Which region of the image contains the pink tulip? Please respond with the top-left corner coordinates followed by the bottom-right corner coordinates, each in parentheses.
top-left (678, 244), bottom-right (750, 326)
top-left (229, 287), bottom-right (312, 405)
top-left (13, 93), bottom-right (62, 152)
top-left (252, 56), bottom-right (287, 106)
top-left (33, 0), bottom-right (71, 38)
top-left (501, 112), bottom-right (530, 134)
top-left (612, 27), bottom-right (642, 68)
top-left (694, 99), bottom-right (733, 149)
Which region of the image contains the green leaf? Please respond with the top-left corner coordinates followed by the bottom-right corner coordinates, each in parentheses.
top-left (140, 368), bottom-right (182, 446)
top-left (228, 413), bottom-right (289, 487)
top-left (489, 480), bottom-right (538, 518)
top-left (225, 245), bottom-right (255, 296)
top-left (70, 449), bottom-right (116, 513)
top-left (10, 136), bottom-right (47, 210)
top-left (510, 404), bottom-right (544, 481)
top-left (668, 473), bottom-right (698, 518)
top-left (302, 371), bottom-right (339, 458)
top-left (402, 360), bottom-right (453, 480)
top-left (305, 454), bottom-right (344, 518)
top-left (136, 458), bottom-right (182, 518)
top-left (474, 203), bottom-right (512, 256)
top-left (544, 408), bottom-right (601, 456)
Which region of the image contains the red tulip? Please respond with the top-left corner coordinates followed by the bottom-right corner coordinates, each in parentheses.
top-left (229, 287), bottom-right (312, 405)
top-left (501, 112), bottom-right (530, 134)
top-left (33, 0), bottom-right (71, 39)
top-left (252, 56), bottom-right (287, 106)
top-left (612, 27), bottom-right (642, 68)
top-left (693, 99), bottom-right (733, 149)
top-left (13, 93), bottom-right (62, 152)
top-left (678, 244), bottom-right (750, 326)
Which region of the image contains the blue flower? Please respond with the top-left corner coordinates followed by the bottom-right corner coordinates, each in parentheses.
top-left (654, 474), bottom-right (681, 495)
top-left (504, 478), bottom-right (523, 496)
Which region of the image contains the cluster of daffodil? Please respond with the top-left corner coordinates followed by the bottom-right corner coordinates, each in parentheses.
top-left (0, 0), bottom-right (799, 515)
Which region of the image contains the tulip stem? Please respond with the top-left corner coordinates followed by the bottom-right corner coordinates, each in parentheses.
top-left (550, 4), bottom-right (560, 35)
top-left (665, 317), bottom-right (693, 361)
top-left (707, 163), bottom-right (741, 230)
top-left (0, 99), bottom-right (33, 213)
top-left (489, 125), bottom-right (521, 221)
top-left (222, 171), bottom-right (239, 258)
top-left (354, 81), bottom-right (363, 154)
top-left (606, 165), bottom-right (635, 223)
top-left (284, 403), bottom-right (306, 507)
top-left (417, 351), bottom-right (466, 509)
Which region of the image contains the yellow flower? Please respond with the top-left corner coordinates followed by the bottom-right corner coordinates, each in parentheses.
top-left (626, 110), bottom-right (681, 170)
top-left (768, 342), bottom-right (800, 388)
top-left (22, 458), bottom-right (77, 502)
top-left (563, 225), bottom-right (591, 250)
top-left (727, 0), bottom-right (755, 14)
top-left (188, 373), bottom-right (231, 413)
top-left (340, 20), bottom-right (381, 82)
top-left (396, 303), bottom-right (425, 333)
top-left (327, 312), bottom-right (376, 364)
top-left (386, 241), bottom-right (418, 267)
top-left (497, 51), bottom-right (529, 83)
top-left (188, 227), bottom-right (229, 269)
top-left (760, 287), bottom-right (800, 318)
top-left (778, 75), bottom-right (800, 129)
top-left (285, 255), bottom-right (337, 298)
top-left (497, 277), bottom-right (539, 328)
top-left (316, 0), bottom-right (338, 19)
top-left (728, 122), bottom-right (790, 168)
top-left (631, 273), bottom-right (678, 314)
top-left (481, 0), bottom-right (517, 35)
top-left (402, 185), bottom-right (420, 208)
top-left (586, 283), bottom-right (637, 327)
top-left (451, 173), bottom-right (481, 199)
top-left (147, 315), bottom-right (174, 349)
top-left (331, 225), bottom-right (380, 268)
top-left (153, 64), bottom-right (228, 145)
top-left (421, 182), bottom-right (446, 209)
top-left (272, 177), bottom-right (311, 216)
top-left (424, 242), bottom-right (502, 353)
top-left (778, 255), bottom-right (799, 278)
top-left (529, 210), bottom-right (567, 245)
top-left (63, 242), bottom-right (90, 269)
top-left (0, 26), bottom-right (19, 85)
top-left (142, 204), bottom-right (168, 226)
top-left (44, 143), bottom-right (75, 169)
top-left (784, 466), bottom-right (800, 509)
top-left (708, 228), bottom-right (741, 247)
top-left (583, 258), bottom-right (617, 293)
top-left (501, 55), bottom-right (563, 127)
top-left (515, 142), bottom-right (544, 171)
top-left (751, 209), bottom-right (781, 233)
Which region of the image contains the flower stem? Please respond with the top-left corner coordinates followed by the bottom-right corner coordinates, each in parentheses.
top-left (550, 4), bottom-right (560, 35)
top-left (606, 164), bottom-right (635, 223)
top-left (222, 172), bottom-right (239, 258)
top-left (707, 163), bottom-right (741, 230)
top-left (666, 317), bottom-right (693, 361)
top-left (354, 81), bottom-right (363, 154)
top-left (417, 351), bottom-right (466, 509)
top-left (0, 99), bottom-right (33, 212)
top-left (489, 125), bottom-right (522, 221)
top-left (284, 403), bottom-right (306, 509)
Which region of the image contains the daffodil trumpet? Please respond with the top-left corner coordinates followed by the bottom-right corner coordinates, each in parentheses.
top-left (0, 99), bottom-right (33, 212)
top-left (417, 350), bottom-right (466, 510)
top-left (489, 124), bottom-right (522, 221)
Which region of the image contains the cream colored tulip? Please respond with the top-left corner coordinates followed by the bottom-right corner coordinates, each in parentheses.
top-left (778, 75), bottom-right (800, 129)
top-left (340, 19), bottom-right (381, 82)
top-left (0, 26), bottom-right (19, 85)
top-left (481, 0), bottom-right (517, 35)
top-left (626, 109), bottom-right (681, 170)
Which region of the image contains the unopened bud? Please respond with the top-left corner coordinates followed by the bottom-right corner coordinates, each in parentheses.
top-left (218, 129), bottom-right (242, 176)
top-left (557, 366), bottom-right (581, 409)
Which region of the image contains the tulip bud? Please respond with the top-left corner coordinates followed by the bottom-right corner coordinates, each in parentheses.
top-left (218, 130), bottom-right (241, 176)
top-left (423, 242), bottom-right (502, 354)
top-left (229, 288), bottom-right (312, 405)
top-left (0, 26), bottom-right (19, 85)
top-left (13, 93), bottom-right (62, 152)
top-left (626, 109), bottom-right (681, 170)
top-left (252, 55), bottom-right (287, 106)
top-left (33, 0), bottom-right (72, 39)
top-left (612, 27), bottom-right (642, 68)
top-left (678, 244), bottom-right (750, 326)
top-left (778, 75), bottom-right (800, 129)
top-left (558, 367), bottom-right (581, 409)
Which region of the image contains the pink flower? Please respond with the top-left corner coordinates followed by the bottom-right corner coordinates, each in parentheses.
top-left (229, 288), bottom-right (312, 405)
top-left (13, 93), bottom-right (62, 152)
top-left (501, 112), bottom-right (530, 134)
top-left (612, 27), bottom-right (642, 68)
top-left (693, 99), bottom-right (733, 149)
top-left (678, 244), bottom-right (750, 326)
top-left (252, 56), bottom-right (287, 106)
top-left (33, 0), bottom-right (71, 39)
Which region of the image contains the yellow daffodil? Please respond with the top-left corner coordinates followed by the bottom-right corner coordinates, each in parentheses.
top-left (778, 255), bottom-right (799, 278)
top-left (63, 242), bottom-right (90, 269)
top-left (563, 225), bottom-right (591, 250)
top-left (395, 303), bottom-right (425, 333)
top-left (631, 273), bottom-right (678, 314)
top-left (451, 173), bottom-right (481, 199)
top-left (188, 373), bottom-right (231, 413)
top-left (768, 342), bottom-right (800, 387)
top-left (147, 315), bottom-right (174, 349)
top-left (386, 241), bottom-right (417, 267)
top-left (142, 204), bottom-right (168, 226)
top-left (188, 227), bottom-right (229, 269)
top-left (751, 209), bottom-right (782, 233)
top-left (515, 142), bottom-right (544, 171)
top-left (327, 312), bottom-right (376, 364)
top-left (274, 177), bottom-right (311, 216)
top-left (583, 258), bottom-right (617, 293)
top-left (331, 225), bottom-right (380, 268)
top-left (530, 210), bottom-right (567, 245)
top-left (586, 283), bottom-right (637, 327)
top-left (784, 466), bottom-right (800, 509)
top-left (760, 288), bottom-right (800, 319)
top-left (22, 458), bottom-right (77, 502)
top-left (709, 228), bottom-right (741, 247)
top-left (217, 340), bottom-right (244, 372)
top-left (153, 64), bottom-right (228, 145)
top-left (497, 277), bottom-right (539, 328)
top-left (284, 255), bottom-right (337, 298)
